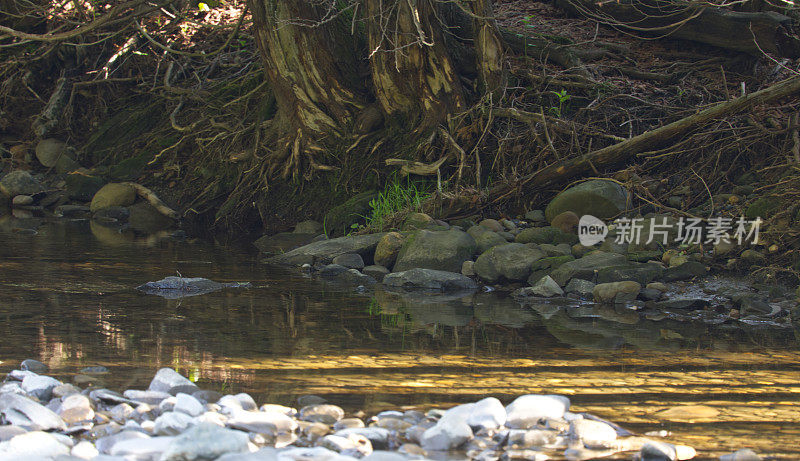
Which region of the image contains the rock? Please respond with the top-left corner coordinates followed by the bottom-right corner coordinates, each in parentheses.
top-left (173, 393), bottom-right (204, 417)
top-left (334, 268), bottom-right (377, 286)
top-left (466, 397), bottom-right (506, 431)
top-left (333, 418), bottom-right (365, 431)
top-left (58, 394), bottom-right (94, 425)
top-left (294, 220), bottom-right (323, 234)
top-left (525, 210), bottom-right (546, 223)
top-left (420, 418), bottom-right (472, 451)
top-left (124, 389), bottom-right (172, 405)
top-left (0, 431), bottom-right (70, 458)
top-left (0, 170), bottom-right (43, 197)
top-left (128, 201), bottom-right (174, 234)
top-left (55, 153), bottom-right (80, 174)
top-left (526, 276), bottom-right (564, 297)
top-left (719, 448), bottom-right (762, 461)
top-left (332, 253), bottom-right (365, 270)
top-left (474, 243), bottom-right (545, 283)
top-left (219, 393), bottom-right (258, 412)
top-left (227, 410), bottom-right (297, 434)
top-left (193, 390), bottom-right (222, 404)
top-left (300, 404), bottom-right (344, 424)
top-left (21, 373), bottom-right (61, 400)
top-left (515, 226), bottom-right (577, 245)
top-left (374, 232), bottom-right (405, 269)
top-left (545, 179), bottom-right (629, 222)
top-left (740, 249), bottom-right (766, 264)
top-left (34, 138), bottom-right (69, 168)
top-left (569, 419), bottom-right (617, 448)
top-left (593, 281), bottom-right (641, 304)
top-left (89, 183), bottom-right (136, 213)
top-left (714, 240), bottom-right (736, 258)
top-left (639, 440), bottom-right (677, 460)
top-left (161, 422), bottom-right (249, 461)
top-left (279, 446), bottom-right (350, 460)
top-left (265, 233), bottom-right (385, 266)
top-left (362, 451), bottom-right (407, 461)
top-left (383, 268), bottom-right (478, 291)
top-left (0, 393), bottom-right (66, 430)
top-left (20, 359), bottom-right (48, 374)
top-left (110, 435), bottom-right (176, 458)
top-left (668, 254), bottom-right (689, 268)
top-left (334, 428), bottom-right (390, 450)
top-left (362, 265), bottom-right (389, 282)
top-left (403, 212), bottom-right (438, 231)
top-left (479, 218), bottom-right (504, 233)
top-left (467, 225), bottom-right (508, 254)
top-left (71, 440), bottom-right (99, 459)
top-left (154, 411), bottom-right (196, 435)
top-left (745, 197), bottom-right (778, 220)
top-left (96, 430), bottom-right (150, 454)
top-left (595, 263), bottom-right (664, 285)
top-left (0, 426), bottom-right (26, 442)
top-left (11, 195), bottom-right (33, 206)
top-left (731, 293), bottom-right (772, 315)
top-left (148, 368), bottom-right (198, 395)
top-left (500, 218), bottom-right (516, 231)
top-left (461, 260), bottom-right (475, 277)
top-left (320, 264), bottom-right (349, 277)
top-left (297, 395), bottom-right (327, 407)
top-left (647, 282), bottom-right (668, 292)
top-left (640, 288), bottom-right (662, 301)
top-left (320, 433), bottom-right (373, 458)
top-left (505, 395), bottom-right (570, 429)
top-left (551, 211), bottom-right (579, 234)
top-left (565, 278), bottom-right (595, 297)
top-left (323, 191), bottom-right (376, 236)
top-left (549, 251), bottom-right (628, 286)
top-left (653, 299), bottom-right (709, 310)
top-left (662, 261), bottom-right (707, 282)
top-left (394, 229), bottom-right (477, 273)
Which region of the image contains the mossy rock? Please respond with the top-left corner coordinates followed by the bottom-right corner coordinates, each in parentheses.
top-left (745, 197), bottom-right (779, 220)
top-left (530, 255), bottom-right (575, 271)
top-left (110, 153), bottom-right (151, 181)
top-left (545, 179), bottom-right (629, 222)
top-left (66, 173), bottom-right (106, 201)
top-left (90, 183), bottom-right (136, 213)
top-left (323, 190), bottom-right (377, 236)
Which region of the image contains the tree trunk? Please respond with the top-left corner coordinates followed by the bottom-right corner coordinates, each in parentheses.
top-left (470, 0), bottom-right (506, 97)
top-left (248, 0), bottom-right (366, 136)
top-left (363, 0), bottom-right (466, 129)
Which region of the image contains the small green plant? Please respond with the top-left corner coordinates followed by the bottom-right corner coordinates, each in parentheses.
top-left (364, 178), bottom-right (430, 231)
top-left (549, 88), bottom-right (570, 117)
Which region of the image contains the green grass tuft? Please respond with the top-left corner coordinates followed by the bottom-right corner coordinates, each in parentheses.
top-left (364, 178), bottom-right (430, 231)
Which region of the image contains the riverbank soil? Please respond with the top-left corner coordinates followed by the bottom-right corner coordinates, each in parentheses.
top-left (2, 0), bottom-right (800, 281)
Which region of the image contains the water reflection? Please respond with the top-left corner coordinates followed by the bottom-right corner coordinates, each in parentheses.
top-left (0, 214), bottom-right (799, 458)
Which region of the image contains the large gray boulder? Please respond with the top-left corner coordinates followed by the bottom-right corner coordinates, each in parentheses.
top-left (383, 268), bottom-right (477, 291)
top-left (393, 229), bottom-right (476, 273)
top-left (0, 170), bottom-right (44, 197)
top-left (545, 179), bottom-right (629, 222)
top-left (265, 233), bottom-right (385, 266)
top-left (473, 243), bottom-right (545, 283)
top-left (549, 251), bottom-right (628, 286)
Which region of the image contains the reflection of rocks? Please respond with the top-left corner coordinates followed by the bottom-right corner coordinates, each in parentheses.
top-left (472, 294), bottom-right (536, 328)
top-left (373, 288), bottom-right (474, 328)
top-left (383, 268), bottom-right (477, 291)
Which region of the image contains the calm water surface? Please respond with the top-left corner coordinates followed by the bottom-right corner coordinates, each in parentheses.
top-left (1, 215), bottom-right (799, 458)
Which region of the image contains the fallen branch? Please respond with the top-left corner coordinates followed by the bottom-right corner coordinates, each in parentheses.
top-left (489, 75), bottom-right (800, 200)
top-left (123, 182), bottom-right (180, 219)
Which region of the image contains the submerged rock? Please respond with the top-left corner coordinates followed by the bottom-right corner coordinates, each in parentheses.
top-left (136, 276), bottom-right (251, 299)
top-left (383, 268), bottom-right (477, 291)
top-left (265, 233), bottom-right (385, 266)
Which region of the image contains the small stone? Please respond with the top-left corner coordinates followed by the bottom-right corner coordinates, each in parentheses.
top-left (0, 431), bottom-right (70, 458)
top-left (500, 219), bottom-right (516, 231)
top-left (461, 260), bottom-right (475, 277)
top-left (35, 138), bottom-right (69, 168)
top-left (333, 418), bottom-right (365, 431)
top-left (593, 281), bottom-right (641, 304)
top-left (551, 211), bottom-right (579, 234)
top-left (320, 433), bottom-right (373, 458)
top-left (174, 392), bottom-right (204, 417)
top-left (505, 395), bottom-right (570, 429)
top-left (123, 389), bottom-right (172, 405)
top-left (332, 253), bottom-right (365, 270)
top-left (11, 195), bottom-right (34, 206)
top-left (148, 368), bottom-right (197, 395)
top-left (374, 232), bottom-right (405, 269)
top-left (227, 410), bottom-right (298, 434)
top-left (110, 435), bottom-right (176, 458)
top-left (362, 265), bottom-right (389, 282)
top-left (89, 183), bottom-right (136, 213)
top-left (58, 394), bottom-right (94, 425)
top-left (528, 276), bottom-right (564, 297)
top-left (71, 440), bottom-right (99, 459)
top-left (108, 403), bottom-right (135, 424)
top-left (21, 374), bottom-right (61, 401)
top-left (20, 359), bottom-right (48, 374)
top-left (720, 448), bottom-right (762, 461)
top-left (153, 411), bottom-right (196, 436)
top-left (668, 254), bottom-right (689, 268)
top-left (479, 218), bottom-right (504, 233)
top-left (564, 278), bottom-right (595, 297)
top-left (740, 249), bottom-right (766, 264)
top-left (299, 404), bottom-right (345, 425)
top-left (466, 397), bottom-right (506, 431)
top-left (569, 419), bottom-right (616, 448)
top-left (525, 210), bottom-right (546, 223)
top-left (420, 418), bottom-right (472, 451)
top-left (646, 282), bottom-right (668, 292)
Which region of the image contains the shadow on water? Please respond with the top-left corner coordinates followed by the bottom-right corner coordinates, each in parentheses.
top-left (1, 213), bottom-right (800, 458)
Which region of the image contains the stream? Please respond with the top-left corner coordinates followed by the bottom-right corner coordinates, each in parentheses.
top-left (1, 216), bottom-right (799, 459)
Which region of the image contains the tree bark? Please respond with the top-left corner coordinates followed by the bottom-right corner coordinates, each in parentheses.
top-left (363, 0), bottom-right (466, 129)
top-left (470, 0), bottom-right (506, 97)
top-left (248, 0), bottom-right (366, 136)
